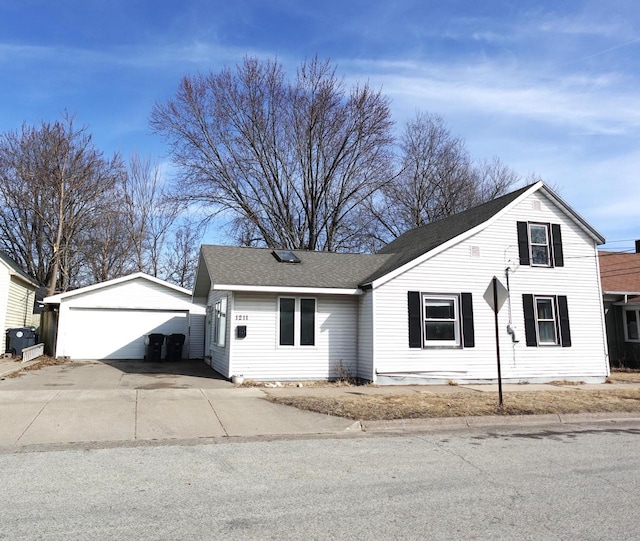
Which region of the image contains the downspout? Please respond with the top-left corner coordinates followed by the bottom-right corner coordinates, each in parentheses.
top-left (23, 289), bottom-right (32, 326)
top-left (505, 266), bottom-right (519, 368)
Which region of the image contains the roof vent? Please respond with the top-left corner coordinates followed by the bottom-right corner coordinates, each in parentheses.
top-left (272, 250), bottom-right (301, 263)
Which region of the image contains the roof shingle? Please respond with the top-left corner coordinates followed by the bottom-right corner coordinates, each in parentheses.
top-left (599, 251), bottom-right (640, 293)
top-left (199, 245), bottom-right (392, 290)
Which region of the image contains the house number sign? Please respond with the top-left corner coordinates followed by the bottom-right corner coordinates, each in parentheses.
top-left (235, 314), bottom-right (249, 321)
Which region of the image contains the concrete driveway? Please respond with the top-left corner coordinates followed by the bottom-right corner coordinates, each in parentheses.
top-left (0, 359), bottom-right (233, 390)
top-left (0, 360), bottom-right (359, 447)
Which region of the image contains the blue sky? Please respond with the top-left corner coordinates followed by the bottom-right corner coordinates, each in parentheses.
top-left (1, 0), bottom-right (639, 250)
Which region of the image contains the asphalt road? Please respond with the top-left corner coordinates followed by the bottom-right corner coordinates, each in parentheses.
top-left (2, 423), bottom-right (639, 540)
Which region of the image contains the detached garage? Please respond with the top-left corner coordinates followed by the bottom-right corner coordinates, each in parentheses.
top-left (44, 273), bottom-right (206, 360)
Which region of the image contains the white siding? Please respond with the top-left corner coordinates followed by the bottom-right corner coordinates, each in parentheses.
top-left (0, 269), bottom-right (9, 352)
top-left (58, 278), bottom-right (196, 310)
top-left (207, 290), bottom-right (231, 377)
top-left (53, 276), bottom-right (206, 360)
top-left (357, 290), bottom-right (374, 380)
top-left (229, 292), bottom-right (358, 380)
top-left (372, 191), bottom-right (609, 383)
top-left (6, 277), bottom-right (34, 330)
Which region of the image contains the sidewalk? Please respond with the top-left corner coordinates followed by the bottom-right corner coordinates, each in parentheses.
top-left (1, 358), bottom-right (639, 448)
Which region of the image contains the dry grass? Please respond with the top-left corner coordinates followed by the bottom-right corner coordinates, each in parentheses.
top-left (267, 388), bottom-right (640, 421)
top-left (609, 369), bottom-right (640, 383)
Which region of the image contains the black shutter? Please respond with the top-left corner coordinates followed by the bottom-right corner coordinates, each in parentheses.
top-left (408, 291), bottom-right (422, 348)
top-left (522, 294), bottom-right (537, 346)
top-left (551, 224), bottom-right (564, 267)
top-left (461, 293), bottom-right (475, 348)
top-left (517, 222), bottom-right (530, 266)
top-left (557, 295), bottom-right (571, 347)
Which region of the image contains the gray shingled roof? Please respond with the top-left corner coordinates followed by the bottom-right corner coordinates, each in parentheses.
top-left (197, 183), bottom-right (567, 292)
top-left (0, 251), bottom-right (39, 287)
top-left (361, 184), bottom-right (533, 284)
top-left (199, 245), bottom-right (392, 290)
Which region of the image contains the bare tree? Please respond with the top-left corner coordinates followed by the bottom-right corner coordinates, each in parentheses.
top-left (79, 203), bottom-right (133, 284)
top-left (164, 220), bottom-right (202, 289)
top-left (0, 114), bottom-right (125, 294)
top-left (368, 111), bottom-right (518, 247)
top-left (150, 56), bottom-right (394, 252)
top-left (121, 153), bottom-right (182, 277)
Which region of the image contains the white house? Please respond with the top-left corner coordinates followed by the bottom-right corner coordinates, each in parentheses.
top-left (44, 273), bottom-right (206, 360)
top-left (0, 251), bottom-right (39, 353)
top-left (193, 182), bottom-right (609, 384)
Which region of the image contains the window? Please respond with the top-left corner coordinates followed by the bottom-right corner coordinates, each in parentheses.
top-left (408, 292), bottom-right (475, 349)
top-left (272, 250), bottom-right (300, 263)
top-left (423, 295), bottom-right (460, 346)
top-left (522, 294), bottom-right (571, 347)
top-left (529, 224), bottom-right (550, 266)
top-left (213, 297), bottom-right (227, 347)
top-left (535, 297), bottom-right (557, 344)
top-left (279, 298), bottom-right (295, 346)
top-left (624, 309), bottom-right (640, 342)
top-left (279, 297), bottom-right (316, 346)
top-left (300, 298), bottom-right (315, 346)
top-left (517, 222), bottom-right (564, 267)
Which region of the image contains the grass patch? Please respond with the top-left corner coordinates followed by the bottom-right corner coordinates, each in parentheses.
top-left (267, 388), bottom-right (640, 421)
top-left (609, 369), bottom-right (640, 383)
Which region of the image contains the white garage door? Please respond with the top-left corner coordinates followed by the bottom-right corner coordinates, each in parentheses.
top-left (63, 308), bottom-right (189, 360)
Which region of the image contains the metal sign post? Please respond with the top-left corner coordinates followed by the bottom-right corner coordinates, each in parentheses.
top-left (484, 276), bottom-right (508, 407)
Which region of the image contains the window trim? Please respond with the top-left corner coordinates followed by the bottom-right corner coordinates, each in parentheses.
top-left (623, 308), bottom-right (640, 342)
top-left (523, 294), bottom-right (571, 347)
top-left (534, 296), bottom-right (558, 345)
top-left (422, 294), bottom-right (461, 347)
top-left (277, 296), bottom-right (317, 348)
top-left (213, 297), bottom-right (227, 347)
top-left (408, 291), bottom-right (474, 349)
top-left (529, 223), bottom-right (551, 267)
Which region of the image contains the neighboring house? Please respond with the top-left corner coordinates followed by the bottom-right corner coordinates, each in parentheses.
top-left (194, 181), bottom-right (609, 384)
top-left (0, 251), bottom-right (39, 353)
top-left (44, 273), bottom-right (206, 360)
top-left (599, 245), bottom-right (640, 368)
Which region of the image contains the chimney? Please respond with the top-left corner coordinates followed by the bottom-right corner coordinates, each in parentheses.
top-left (636, 240), bottom-right (640, 254)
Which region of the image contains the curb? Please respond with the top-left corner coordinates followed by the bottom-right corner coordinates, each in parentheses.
top-left (361, 411), bottom-right (640, 433)
top-left (0, 358), bottom-right (41, 379)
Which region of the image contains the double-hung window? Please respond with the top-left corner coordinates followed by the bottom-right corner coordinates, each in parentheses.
top-left (408, 292), bottom-right (475, 349)
top-left (529, 224), bottom-right (551, 266)
top-left (279, 297), bottom-right (316, 346)
top-left (517, 222), bottom-right (564, 267)
top-left (534, 296), bottom-right (557, 344)
top-left (522, 294), bottom-right (571, 347)
top-left (624, 309), bottom-right (640, 342)
top-left (423, 295), bottom-right (460, 346)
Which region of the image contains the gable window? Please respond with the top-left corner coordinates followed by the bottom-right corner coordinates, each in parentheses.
top-left (522, 294), bottom-right (571, 347)
top-left (279, 297), bottom-right (316, 347)
top-left (624, 309), bottom-right (640, 342)
top-left (408, 292), bottom-right (475, 349)
top-left (529, 224), bottom-right (550, 266)
top-left (213, 297), bottom-right (227, 347)
top-left (517, 222), bottom-right (564, 267)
